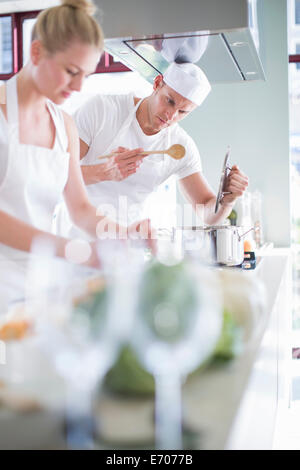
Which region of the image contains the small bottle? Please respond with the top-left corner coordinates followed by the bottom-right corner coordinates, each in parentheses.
top-left (227, 209), bottom-right (237, 226)
top-left (244, 238), bottom-right (255, 253)
top-left (251, 190), bottom-right (264, 247)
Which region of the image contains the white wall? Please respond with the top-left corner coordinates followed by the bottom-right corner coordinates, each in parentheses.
top-left (179, 0), bottom-right (290, 247)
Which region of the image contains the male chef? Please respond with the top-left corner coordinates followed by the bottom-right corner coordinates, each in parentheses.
top-left (55, 62), bottom-right (248, 239)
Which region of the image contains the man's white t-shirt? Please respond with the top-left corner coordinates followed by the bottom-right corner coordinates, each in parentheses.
top-left (55, 93), bottom-right (202, 236)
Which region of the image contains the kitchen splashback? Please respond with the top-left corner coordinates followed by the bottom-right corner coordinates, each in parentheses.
top-left (98, 0), bottom-right (265, 84)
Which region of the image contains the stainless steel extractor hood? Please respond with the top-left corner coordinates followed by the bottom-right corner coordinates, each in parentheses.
top-left (98, 0), bottom-right (265, 85)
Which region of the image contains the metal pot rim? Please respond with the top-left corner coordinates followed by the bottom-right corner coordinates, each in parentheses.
top-left (176, 225), bottom-right (241, 231)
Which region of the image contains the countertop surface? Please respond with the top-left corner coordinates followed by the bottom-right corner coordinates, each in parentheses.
top-left (96, 248), bottom-right (291, 450)
top-left (0, 248), bottom-right (291, 450)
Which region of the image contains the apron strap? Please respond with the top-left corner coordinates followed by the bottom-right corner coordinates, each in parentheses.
top-left (101, 94), bottom-right (170, 163)
top-left (46, 101), bottom-right (68, 152)
top-left (98, 94), bottom-right (143, 158)
top-left (123, 95), bottom-right (142, 131)
top-left (5, 75), bottom-right (19, 138)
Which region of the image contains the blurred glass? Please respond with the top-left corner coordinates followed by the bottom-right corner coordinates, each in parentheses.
top-left (181, 228), bottom-right (215, 266)
top-left (156, 227), bottom-right (215, 267)
top-left (25, 238), bottom-right (133, 449)
top-left (156, 228), bottom-right (184, 266)
top-left (251, 190), bottom-right (264, 247)
top-left (130, 260), bottom-right (222, 449)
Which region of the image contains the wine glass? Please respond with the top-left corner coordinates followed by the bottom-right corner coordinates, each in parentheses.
top-left (25, 238), bottom-right (132, 449)
top-left (182, 227), bottom-right (215, 266)
top-left (130, 259), bottom-right (223, 450)
top-left (156, 227), bottom-right (184, 266)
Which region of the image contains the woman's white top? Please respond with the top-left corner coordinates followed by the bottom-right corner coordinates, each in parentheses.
top-left (0, 75), bottom-right (70, 313)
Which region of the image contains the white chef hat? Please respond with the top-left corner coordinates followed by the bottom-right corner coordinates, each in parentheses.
top-left (162, 62), bottom-right (211, 106)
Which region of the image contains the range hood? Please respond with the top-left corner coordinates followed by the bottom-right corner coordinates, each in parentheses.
top-left (98, 0), bottom-right (265, 85)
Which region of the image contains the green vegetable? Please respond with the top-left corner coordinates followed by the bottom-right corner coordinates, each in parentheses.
top-left (213, 308), bottom-right (243, 361)
top-left (105, 308), bottom-right (243, 397)
top-left (104, 345), bottom-right (155, 397)
top-left (72, 287), bottom-right (108, 338)
top-left (74, 263), bottom-right (243, 397)
top-left (137, 260), bottom-right (199, 343)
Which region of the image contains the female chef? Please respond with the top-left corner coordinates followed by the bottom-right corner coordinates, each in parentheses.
top-left (0, 0), bottom-right (152, 313)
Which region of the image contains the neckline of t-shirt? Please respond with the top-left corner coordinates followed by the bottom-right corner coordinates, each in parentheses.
top-left (131, 114), bottom-right (168, 143)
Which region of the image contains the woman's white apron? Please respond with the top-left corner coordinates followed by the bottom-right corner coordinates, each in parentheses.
top-left (0, 76), bottom-right (70, 314)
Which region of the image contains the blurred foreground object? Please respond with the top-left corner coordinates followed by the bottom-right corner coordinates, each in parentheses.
top-left (105, 263), bottom-right (266, 396)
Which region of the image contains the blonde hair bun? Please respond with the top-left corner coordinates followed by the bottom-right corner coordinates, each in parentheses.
top-left (61, 0), bottom-right (96, 16)
top-left (31, 0), bottom-right (103, 54)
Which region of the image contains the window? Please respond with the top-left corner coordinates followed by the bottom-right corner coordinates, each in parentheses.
top-left (296, 43), bottom-right (300, 69)
top-left (296, 0), bottom-right (300, 24)
top-left (22, 17), bottom-right (36, 66)
top-left (0, 10), bottom-right (130, 81)
top-left (0, 16), bottom-right (12, 74)
top-left (289, 0), bottom-right (300, 333)
top-left (19, 14), bottom-right (130, 73)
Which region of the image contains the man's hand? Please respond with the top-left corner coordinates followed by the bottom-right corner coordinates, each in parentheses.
top-left (98, 147), bottom-right (147, 182)
top-left (221, 164), bottom-right (249, 206)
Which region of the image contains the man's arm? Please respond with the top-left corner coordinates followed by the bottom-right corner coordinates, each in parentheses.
top-left (79, 138), bottom-right (89, 160)
top-left (179, 167), bottom-right (248, 225)
top-left (79, 138), bottom-right (146, 185)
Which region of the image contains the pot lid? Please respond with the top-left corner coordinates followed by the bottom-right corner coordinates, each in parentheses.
top-left (215, 147), bottom-right (231, 213)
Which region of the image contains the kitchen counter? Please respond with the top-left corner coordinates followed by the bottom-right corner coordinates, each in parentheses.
top-left (0, 248), bottom-right (291, 450)
top-left (95, 248), bottom-right (291, 450)
top-left (184, 249), bottom-right (291, 450)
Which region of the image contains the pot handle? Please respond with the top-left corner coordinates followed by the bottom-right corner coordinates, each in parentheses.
top-left (238, 227), bottom-right (256, 241)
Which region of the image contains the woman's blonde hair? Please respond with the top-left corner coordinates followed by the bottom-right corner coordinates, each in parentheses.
top-left (31, 0), bottom-right (104, 54)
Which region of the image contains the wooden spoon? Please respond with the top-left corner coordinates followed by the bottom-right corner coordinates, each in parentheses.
top-left (98, 144), bottom-right (186, 161)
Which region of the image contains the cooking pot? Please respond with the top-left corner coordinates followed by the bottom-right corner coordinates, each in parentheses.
top-left (159, 226), bottom-right (255, 267)
top-left (201, 225), bottom-right (254, 266)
